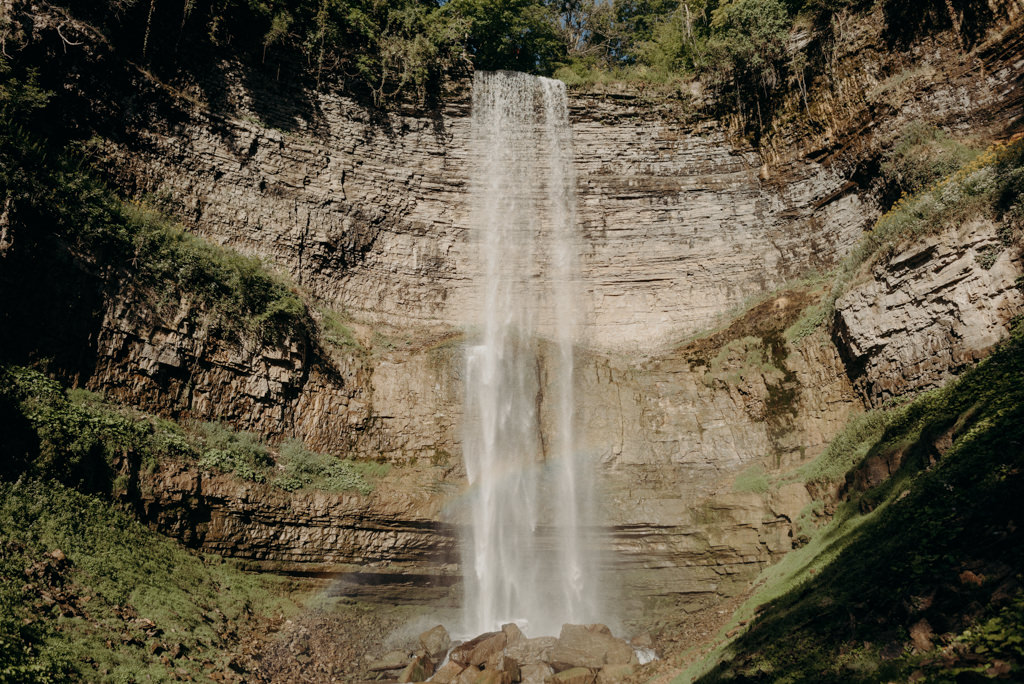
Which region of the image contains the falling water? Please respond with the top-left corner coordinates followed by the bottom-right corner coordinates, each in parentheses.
top-left (461, 71), bottom-right (601, 638)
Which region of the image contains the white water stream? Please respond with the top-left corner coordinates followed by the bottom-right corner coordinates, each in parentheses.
top-left (460, 71), bottom-right (601, 638)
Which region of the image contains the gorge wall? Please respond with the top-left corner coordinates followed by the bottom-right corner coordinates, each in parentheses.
top-left (11, 2), bottom-right (1024, 616)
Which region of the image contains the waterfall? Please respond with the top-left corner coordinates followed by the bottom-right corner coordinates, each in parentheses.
top-left (461, 71), bottom-right (601, 638)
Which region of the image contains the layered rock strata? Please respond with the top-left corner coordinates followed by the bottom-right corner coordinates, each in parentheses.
top-left (834, 219), bottom-right (1024, 406)
top-left (119, 456), bottom-right (458, 587)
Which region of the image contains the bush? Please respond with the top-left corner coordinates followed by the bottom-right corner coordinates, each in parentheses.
top-left (880, 122), bottom-right (978, 197)
top-left (274, 439), bottom-right (372, 495)
top-left (195, 422), bottom-right (272, 483)
top-left (698, 0), bottom-right (790, 122)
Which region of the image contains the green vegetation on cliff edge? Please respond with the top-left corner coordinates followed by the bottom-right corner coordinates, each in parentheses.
top-left (0, 366), bottom-right (381, 495)
top-left (682, 318), bottom-right (1024, 682)
top-left (16, 0), bottom-right (1014, 127)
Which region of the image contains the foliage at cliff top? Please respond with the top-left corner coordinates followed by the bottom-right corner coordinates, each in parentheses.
top-left (685, 319), bottom-right (1024, 682)
top-left (27, 0), bottom-right (1012, 120)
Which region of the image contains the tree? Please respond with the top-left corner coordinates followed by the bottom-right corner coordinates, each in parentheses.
top-left (699, 0), bottom-right (789, 122)
top-left (444, 0), bottom-right (564, 74)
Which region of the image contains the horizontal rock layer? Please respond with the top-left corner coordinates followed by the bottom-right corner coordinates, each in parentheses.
top-left (834, 219), bottom-right (1024, 406)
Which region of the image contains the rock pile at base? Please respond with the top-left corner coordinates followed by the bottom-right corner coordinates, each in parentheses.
top-left (366, 623), bottom-right (649, 684)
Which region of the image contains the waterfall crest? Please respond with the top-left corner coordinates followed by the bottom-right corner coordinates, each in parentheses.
top-left (461, 70), bottom-right (601, 638)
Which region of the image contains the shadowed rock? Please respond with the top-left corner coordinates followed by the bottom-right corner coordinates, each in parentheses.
top-left (547, 667), bottom-right (596, 684)
top-left (398, 652), bottom-right (435, 683)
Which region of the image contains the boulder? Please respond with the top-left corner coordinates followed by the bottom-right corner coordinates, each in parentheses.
top-left (420, 625), bottom-right (452, 661)
top-left (433, 659), bottom-right (467, 684)
top-left (368, 650), bottom-right (411, 672)
top-left (476, 671), bottom-right (505, 684)
top-left (486, 653), bottom-right (521, 683)
top-left (398, 653), bottom-right (435, 683)
top-left (548, 625), bottom-right (635, 672)
top-left (596, 664), bottom-right (634, 683)
top-left (451, 632), bottom-right (507, 668)
top-left (502, 622), bottom-right (526, 647)
top-left (520, 662), bottom-right (554, 684)
top-left (506, 636), bottom-right (558, 665)
top-left (546, 667), bottom-right (596, 684)
top-left (456, 666), bottom-right (485, 684)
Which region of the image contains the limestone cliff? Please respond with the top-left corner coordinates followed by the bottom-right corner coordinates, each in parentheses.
top-left (6, 0), bottom-right (1024, 616)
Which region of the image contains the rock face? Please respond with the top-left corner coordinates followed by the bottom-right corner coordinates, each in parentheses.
top-left (834, 219), bottom-right (1024, 406)
top-left (100, 79), bottom-right (870, 352)
top-left (10, 0), bottom-right (1024, 618)
top-left (90, 285), bottom-right (371, 455)
top-left (118, 456), bottom-right (457, 585)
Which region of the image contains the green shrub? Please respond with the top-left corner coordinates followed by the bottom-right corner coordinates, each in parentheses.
top-left (274, 439), bottom-right (372, 495)
top-left (195, 422), bottom-right (272, 483)
top-left (881, 122), bottom-right (979, 197)
top-left (126, 203), bottom-right (310, 344)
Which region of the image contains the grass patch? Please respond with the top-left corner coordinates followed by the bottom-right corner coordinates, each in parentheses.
top-left (274, 439), bottom-right (382, 495)
top-left (0, 478), bottom-right (298, 682)
top-left (796, 409), bottom-right (888, 485)
top-left (732, 464), bottom-right (770, 494)
top-left (684, 320), bottom-right (1024, 682)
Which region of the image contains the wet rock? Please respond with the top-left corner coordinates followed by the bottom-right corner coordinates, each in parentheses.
top-left (451, 631), bottom-right (506, 668)
top-left (398, 653), bottom-right (434, 683)
top-left (505, 636), bottom-right (557, 665)
top-left (629, 633), bottom-right (652, 649)
top-left (546, 667), bottom-right (596, 684)
top-left (419, 624), bottom-right (451, 661)
top-left (549, 625), bottom-right (635, 672)
top-left (432, 659), bottom-right (467, 684)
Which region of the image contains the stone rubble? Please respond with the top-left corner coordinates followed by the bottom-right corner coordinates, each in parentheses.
top-left (382, 624), bottom-right (644, 684)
